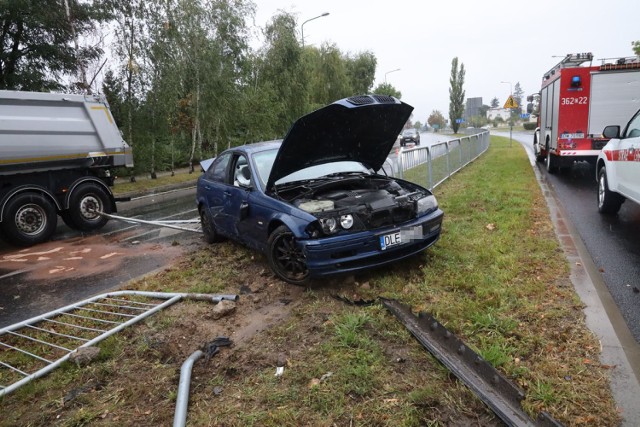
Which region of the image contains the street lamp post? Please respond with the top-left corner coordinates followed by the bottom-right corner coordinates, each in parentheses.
top-left (384, 68), bottom-right (401, 84)
top-left (301, 12), bottom-right (329, 47)
top-left (501, 80), bottom-right (513, 147)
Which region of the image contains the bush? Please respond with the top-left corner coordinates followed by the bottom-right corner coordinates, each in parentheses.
top-left (523, 122), bottom-right (537, 130)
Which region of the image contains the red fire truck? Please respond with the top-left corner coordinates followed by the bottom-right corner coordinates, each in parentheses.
top-left (533, 52), bottom-right (640, 173)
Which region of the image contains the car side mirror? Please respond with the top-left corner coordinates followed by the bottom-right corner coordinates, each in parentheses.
top-left (602, 125), bottom-right (620, 139)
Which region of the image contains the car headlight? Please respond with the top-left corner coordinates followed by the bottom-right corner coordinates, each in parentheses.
top-left (319, 217), bottom-right (338, 234)
top-left (416, 195), bottom-right (438, 215)
top-left (340, 214), bottom-right (354, 229)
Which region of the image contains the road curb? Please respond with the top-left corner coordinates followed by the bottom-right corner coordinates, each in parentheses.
top-left (529, 154), bottom-right (640, 425)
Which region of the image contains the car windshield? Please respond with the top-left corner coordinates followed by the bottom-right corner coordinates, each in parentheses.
top-left (403, 129), bottom-right (416, 136)
top-left (252, 148), bottom-right (370, 189)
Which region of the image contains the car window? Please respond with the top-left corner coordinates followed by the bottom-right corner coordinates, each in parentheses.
top-left (251, 149), bottom-right (370, 188)
top-left (252, 149), bottom-right (278, 188)
top-left (205, 152), bottom-right (231, 183)
top-left (624, 112), bottom-right (640, 138)
top-left (277, 161), bottom-right (370, 185)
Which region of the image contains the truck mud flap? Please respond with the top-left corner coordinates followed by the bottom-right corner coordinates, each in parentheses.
top-left (380, 298), bottom-right (563, 427)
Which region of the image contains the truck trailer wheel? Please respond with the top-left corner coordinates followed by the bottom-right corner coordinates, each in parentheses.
top-left (66, 183), bottom-right (111, 231)
top-left (1, 193), bottom-right (57, 246)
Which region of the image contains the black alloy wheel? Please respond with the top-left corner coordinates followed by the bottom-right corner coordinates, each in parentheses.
top-left (267, 225), bottom-right (309, 285)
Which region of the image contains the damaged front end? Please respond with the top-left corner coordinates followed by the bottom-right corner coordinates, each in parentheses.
top-left (272, 175), bottom-right (439, 239)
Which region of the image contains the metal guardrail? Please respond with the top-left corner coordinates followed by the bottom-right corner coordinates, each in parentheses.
top-left (394, 131), bottom-right (490, 190)
top-left (0, 291), bottom-right (238, 398)
top-left (381, 299), bottom-right (563, 427)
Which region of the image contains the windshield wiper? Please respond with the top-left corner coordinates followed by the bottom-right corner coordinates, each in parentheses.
top-left (322, 171), bottom-right (368, 178)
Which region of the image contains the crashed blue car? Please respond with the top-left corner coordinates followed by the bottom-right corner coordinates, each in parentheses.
top-left (196, 95), bottom-right (444, 284)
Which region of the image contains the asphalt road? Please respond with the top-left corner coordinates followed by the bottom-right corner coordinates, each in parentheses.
top-left (0, 188), bottom-right (200, 328)
top-left (496, 130), bottom-right (640, 343)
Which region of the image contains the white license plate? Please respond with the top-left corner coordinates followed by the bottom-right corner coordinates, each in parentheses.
top-left (380, 232), bottom-right (401, 250)
top-left (560, 133), bottom-right (584, 139)
top-left (380, 226), bottom-right (424, 250)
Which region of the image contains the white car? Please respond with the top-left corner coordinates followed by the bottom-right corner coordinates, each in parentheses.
top-left (596, 108), bottom-right (640, 214)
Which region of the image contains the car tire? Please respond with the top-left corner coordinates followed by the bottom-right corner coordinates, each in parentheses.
top-left (66, 183), bottom-right (111, 231)
top-left (598, 168), bottom-right (624, 214)
top-left (199, 206), bottom-right (223, 243)
top-left (1, 192), bottom-right (57, 247)
top-left (267, 225), bottom-right (309, 285)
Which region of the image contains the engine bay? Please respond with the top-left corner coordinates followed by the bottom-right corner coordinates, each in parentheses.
top-left (278, 175), bottom-right (428, 230)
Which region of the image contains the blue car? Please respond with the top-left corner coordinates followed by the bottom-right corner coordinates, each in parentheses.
top-left (196, 95), bottom-right (444, 284)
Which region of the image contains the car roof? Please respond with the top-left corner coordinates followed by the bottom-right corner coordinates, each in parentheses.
top-left (226, 140), bottom-right (282, 155)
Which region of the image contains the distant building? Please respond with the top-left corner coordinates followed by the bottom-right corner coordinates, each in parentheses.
top-left (464, 97), bottom-right (483, 120)
top-left (487, 108), bottom-right (511, 121)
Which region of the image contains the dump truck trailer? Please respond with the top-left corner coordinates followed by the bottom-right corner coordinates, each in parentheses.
top-left (0, 90), bottom-right (133, 247)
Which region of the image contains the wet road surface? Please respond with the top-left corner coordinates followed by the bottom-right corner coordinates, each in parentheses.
top-left (0, 188), bottom-right (200, 328)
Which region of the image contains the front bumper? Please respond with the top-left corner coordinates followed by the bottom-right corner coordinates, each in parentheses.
top-left (299, 208), bottom-right (444, 277)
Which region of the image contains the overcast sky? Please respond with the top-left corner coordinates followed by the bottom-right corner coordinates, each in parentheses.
top-left (252, 0), bottom-right (639, 123)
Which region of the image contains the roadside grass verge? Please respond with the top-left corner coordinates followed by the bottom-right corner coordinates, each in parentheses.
top-left (111, 168), bottom-right (198, 196)
top-left (0, 136), bottom-right (620, 426)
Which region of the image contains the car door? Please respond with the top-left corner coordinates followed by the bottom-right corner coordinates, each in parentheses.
top-left (618, 111), bottom-right (640, 203)
top-left (222, 154), bottom-right (253, 241)
top-left (200, 152), bottom-right (233, 236)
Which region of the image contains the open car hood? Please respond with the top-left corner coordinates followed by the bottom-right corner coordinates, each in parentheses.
top-left (266, 95), bottom-right (413, 190)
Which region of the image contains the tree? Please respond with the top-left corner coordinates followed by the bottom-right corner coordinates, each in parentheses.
top-left (413, 120), bottom-right (422, 130)
top-left (427, 110), bottom-right (446, 131)
top-left (490, 97), bottom-right (499, 108)
top-left (513, 82), bottom-right (524, 114)
top-left (345, 51), bottom-right (376, 95)
top-left (259, 12), bottom-right (308, 135)
top-left (633, 41), bottom-right (640, 56)
top-left (309, 42), bottom-right (350, 106)
top-left (0, 0), bottom-right (108, 91)
top-left (371, 82), bottom-right (401, 98)
top-left (448, 57), bottom-right (465, 133)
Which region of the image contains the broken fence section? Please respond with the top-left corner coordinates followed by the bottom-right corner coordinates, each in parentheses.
top-left (0, 291), bottom-right (238, 398)
top-left (381, 298), bottom-right (563, 427)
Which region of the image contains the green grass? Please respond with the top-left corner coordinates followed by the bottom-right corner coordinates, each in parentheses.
top-left (111, 168), bottom-right (198, 195)
top-left (0, 136), bottom-right (621, 426)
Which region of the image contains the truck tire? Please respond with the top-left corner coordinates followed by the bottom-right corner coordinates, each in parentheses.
top-left (533, 132), bottom-right (545, 163)
top-left (598, 168), bottom-right (624, 214)
top-left (66, 183), bottom-right (111, 231)
top-left (1, 193), bottom-right (57, 246)
top-left (545, 143), bottom-right (559, 174)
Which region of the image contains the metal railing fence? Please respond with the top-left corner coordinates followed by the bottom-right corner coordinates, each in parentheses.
top-left (393, 131), bottom-right (490, 190)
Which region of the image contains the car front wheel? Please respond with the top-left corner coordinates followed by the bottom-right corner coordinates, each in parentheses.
top-left (598, 168), bottom-right (624, 214)
top-left (267, 225), bottom-right (309, 285)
